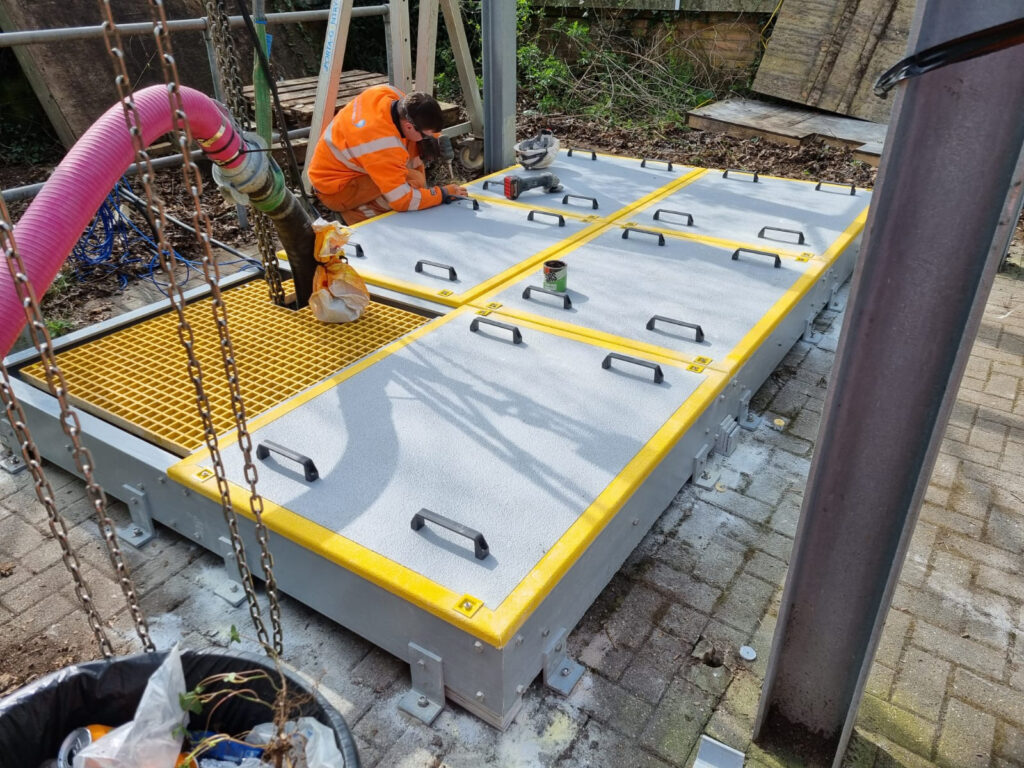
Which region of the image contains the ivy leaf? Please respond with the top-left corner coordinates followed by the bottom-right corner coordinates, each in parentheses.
top-left (229, 624), bottom-right (241, 644)
top-left (179, 690), bottom-right (203, 715)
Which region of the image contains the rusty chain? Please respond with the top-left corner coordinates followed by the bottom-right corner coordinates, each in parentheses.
top-left (0, 203), bottom-right (118, 660)
top-left (0, 204), bottom-right (155, 651)
top-left (97, 0), bottom-right (283, 655)
top-left (203, 0), bottom-right (287, 306)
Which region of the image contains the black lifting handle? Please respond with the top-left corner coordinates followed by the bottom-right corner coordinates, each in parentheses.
top-left (527, 210), bottom-right (566, 226)
top-left (451, 196), bottom-right (480, 210)
top-left (622, 227), bottom-right (666, 246)
top-left (758, 225), bottom-right (806, 245)
top-left (415, 259), bottom-right (458, 281)
top-left (641, 158), bottom-right (674, 171)
top-left (653, 209), bottom-right (694, 226)
top-left (256, 441), bottom-right (319, 482)
top-left (482, 179), bottom-right (501, 190)
top-left (567, 148), bottom-right (597, 160)
top-left (732, 248), bottom-right (782, 269)
top-left (348, 243), bottom-right (365, 258)
top-left (722, 169), bottom-right (760, 183)
top-left (523, 285), bottom-right (572, 309)
top-left (470, 316), bottom-right (523, 344)
top-left (646, 315), bottom-right (705, 343)
top-left (601, 352), bottom-right (664, 384)
top-left (815, 180), bottom-right (856, 196)
top-left (411, 508), bottom-right (490, 561)
top-left (562, 194), bottom-right (599, 210)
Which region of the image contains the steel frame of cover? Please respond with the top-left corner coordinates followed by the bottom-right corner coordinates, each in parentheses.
top-left (2, 152), bottom-right (870, 728)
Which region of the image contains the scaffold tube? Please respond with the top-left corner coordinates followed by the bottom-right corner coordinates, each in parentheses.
top-left (1, 84), bottom-right (314, 357)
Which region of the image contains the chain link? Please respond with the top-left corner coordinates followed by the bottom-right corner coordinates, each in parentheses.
top-left (1, 200), bottom-right (155, 657)
top-left (203, 0), bottom-right (286, 305)
top-left (0, 204), bottom-right (118, 660)
top-left (253, 211), bottom-right (287, 306)
top-left (205, 0), bottom-right (251, 129)
top-left (97, 0), bottom-right (283, 655)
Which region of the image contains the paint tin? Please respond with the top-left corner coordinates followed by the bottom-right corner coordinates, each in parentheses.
top-left (543, 260), bottom-right (567, 292)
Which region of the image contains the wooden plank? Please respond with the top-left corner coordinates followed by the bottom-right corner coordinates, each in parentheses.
top-left (687, 98), bottom-right (886, 148)
top-left (853, 142), bottom-right (884, 167)
top-left (752, 0), bottom-right (913, 123)
top-left (415, 0), bottom-right (440, 91)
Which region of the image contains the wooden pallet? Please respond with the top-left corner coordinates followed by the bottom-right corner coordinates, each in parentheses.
top-left (687, 97), bottom-right (887, 166)
top-left (244, 70), bottom-right (460, 129)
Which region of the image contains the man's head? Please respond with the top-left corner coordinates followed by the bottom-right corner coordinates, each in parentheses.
top-left (398, 92), bottom-right (443, 142)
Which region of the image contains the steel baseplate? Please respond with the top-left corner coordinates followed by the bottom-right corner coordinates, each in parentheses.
top-left (6, 156), bottom-right (870, 729)
top-left (1, 450), bottom-right (27, 475)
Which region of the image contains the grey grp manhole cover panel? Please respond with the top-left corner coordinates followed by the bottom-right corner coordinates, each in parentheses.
top-left (467, 149), bottom-right (695, 215)
top-left (486, 229), bottom-right (813, 362)
top-left (345, 197), bottom-right (594, 298)
top-left (633, 172), bottom-right (871, 255)
top-left (216, 311), bottom-right (706, 608)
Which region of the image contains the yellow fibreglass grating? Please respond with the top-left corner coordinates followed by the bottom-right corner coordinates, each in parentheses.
top-left (19, 279), bottom-right (431, 456)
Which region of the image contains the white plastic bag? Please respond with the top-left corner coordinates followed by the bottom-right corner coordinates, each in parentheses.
top-left (74, 645), bottom-right (187, 768)
top-left (309, 217), bottom-right (370, 324)
top-left (246, 717), bottom-right (346, 768)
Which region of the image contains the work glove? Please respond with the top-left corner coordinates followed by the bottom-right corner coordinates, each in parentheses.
top-left (440, 184), bottom-right (469, 204)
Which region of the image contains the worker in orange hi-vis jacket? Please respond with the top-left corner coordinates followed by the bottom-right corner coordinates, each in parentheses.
top-left (308, 85), bottom-right (468, 225)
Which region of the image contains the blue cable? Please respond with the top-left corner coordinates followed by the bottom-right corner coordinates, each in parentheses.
top-left (69, 176), bottom-right (262, 296)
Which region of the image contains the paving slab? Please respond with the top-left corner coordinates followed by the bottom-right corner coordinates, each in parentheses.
top-left (1, 273), bottom-right (1021, 767)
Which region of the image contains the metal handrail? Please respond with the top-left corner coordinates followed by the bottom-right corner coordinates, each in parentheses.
top-left (1, 127), bottom-right (311, 203)
top-left (0, 7), bottom-right (387, 48)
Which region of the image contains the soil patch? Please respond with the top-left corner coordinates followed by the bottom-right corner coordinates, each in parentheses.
top-left (0, 634), bottom-right (95, 697)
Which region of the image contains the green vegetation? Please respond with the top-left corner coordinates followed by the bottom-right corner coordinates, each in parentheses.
top-left (434, 2), bottom-right (756, 129)
top-left (44, 317), bottom-right (74, 338)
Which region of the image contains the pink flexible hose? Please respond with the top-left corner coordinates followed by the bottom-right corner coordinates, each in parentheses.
top-left (1, 85), bottom-right (245, 357)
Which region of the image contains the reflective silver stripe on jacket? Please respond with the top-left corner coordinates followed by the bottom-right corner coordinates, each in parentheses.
top-left (384, 183), bottom-right (413, 204)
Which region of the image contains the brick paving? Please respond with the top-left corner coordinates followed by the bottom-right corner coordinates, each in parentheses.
top-left (0, 273), bottom-right (1021, 767)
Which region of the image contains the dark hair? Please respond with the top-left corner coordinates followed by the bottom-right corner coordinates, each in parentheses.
top-left (403, 92), bottom-right (443, 133)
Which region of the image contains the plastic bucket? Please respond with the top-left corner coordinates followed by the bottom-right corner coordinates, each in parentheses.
top-left (0, 648), bottom-right (360, 768)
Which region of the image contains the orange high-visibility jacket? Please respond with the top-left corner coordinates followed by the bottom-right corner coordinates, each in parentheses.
top-left (308, 85), bottom-right (444, 213)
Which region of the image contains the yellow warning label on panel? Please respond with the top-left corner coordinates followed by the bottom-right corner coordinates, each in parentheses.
top-left (475, 309), bottom-right (492, 317)
top-left (437, 289), bottom-right (454, 297)
top-left (695, 356), bottom-right (713, 365)
top-left (687, 364), bottom-right (706, 373)
top-left (486, 302), bottom-right (503, 309)
top-left (193, 468), bottom-right (215, 482)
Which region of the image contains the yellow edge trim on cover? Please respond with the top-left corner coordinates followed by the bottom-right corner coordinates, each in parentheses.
top-left (168, 308), bottom-right (727, 647)
top-left (469, 166), bottom-right (708, 226)
top-left (487, 366), bottom-right (728, 644)
top-left (476, 304), bottom-right (716, 371)
top-left (725, 259), bottom-right (830, 369)
top-left (458, 194), bottom-right (602, 223)
top-left (604, 168), bottom-right (707, 224)
top-left (617, 225), bottom-right (809, 261)
top-left (819, 207), bottom-right (869, 266)
top-left (473, 149), bottom-right (692, 186)
top-left (355, 215), bottom-right (608, 307)
top-left (708, 168), bottom-right (871, 190)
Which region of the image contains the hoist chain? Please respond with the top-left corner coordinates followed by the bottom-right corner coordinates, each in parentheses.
top-left (0, 206), bottom-right (117, 660)
top-left (203, 0), bottom-right (286, 305)
top-left (205, 0), bottom-right (251, 128)
top-left (253, 211), bottom-right (287, 306)
top-left (97, 0), bottom-right (283, 655)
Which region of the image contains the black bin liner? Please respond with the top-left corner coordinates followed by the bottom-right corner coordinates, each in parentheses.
top-left (0, 648), bottom-right (360, 768)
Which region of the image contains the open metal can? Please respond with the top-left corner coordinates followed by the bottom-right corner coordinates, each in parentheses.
top-left (56, 725), bottom-right (112, 768)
